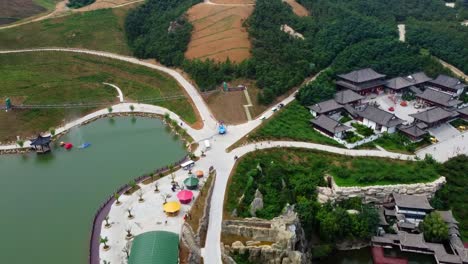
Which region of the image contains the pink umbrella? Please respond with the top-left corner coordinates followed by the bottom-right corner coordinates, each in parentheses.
top-left (177, 190), bottom-right (193, 204)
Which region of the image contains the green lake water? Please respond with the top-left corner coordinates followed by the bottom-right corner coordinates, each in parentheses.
top-left (0, 117), bottom-right (186, 264)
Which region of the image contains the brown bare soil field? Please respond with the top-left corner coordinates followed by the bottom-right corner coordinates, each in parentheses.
top-left (210, 0), bottom-right (254, 4)
top-left (0, 0), bottom-right (47, 25)
top-left (185, 3), bottom-right (253, 63)
top-left (283, 0), bottom-right (309, 17)
top-left (204, 89), bottom-right (248, 124)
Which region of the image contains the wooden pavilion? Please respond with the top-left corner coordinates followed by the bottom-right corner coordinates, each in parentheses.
top-left (30, 135), bottom-right (52, 154)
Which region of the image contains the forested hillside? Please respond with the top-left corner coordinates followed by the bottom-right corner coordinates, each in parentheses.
top-left (125, 0), bottom-right (202, 66)
top-left (124, 0), bottom-right (465, 105)
top-left (296, 0), bottom-right (457, 105)
top-left (407, 19), bottom-right (468, 73)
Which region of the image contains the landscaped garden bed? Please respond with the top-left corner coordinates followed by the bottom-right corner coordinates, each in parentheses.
top-left (373, 132), bottom-right (431, 154)
top-left (246, 101), bottom-right (343, 147)
top-left (450, 118), bottom-right (468, 131)
top-left (351, 122), bottom-right (374, 137)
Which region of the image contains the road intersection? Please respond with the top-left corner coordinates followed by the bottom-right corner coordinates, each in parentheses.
top-left (1, 48), bottom-right (466, 263)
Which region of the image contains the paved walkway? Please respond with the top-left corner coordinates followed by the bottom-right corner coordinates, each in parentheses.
top-left (204, 0), bottom-right (255, 6)
top-left (398, 24), bottom-right (406, 42)
top-left (1, 48), bottom-right (462, 264)
top-left (103, 83), bottom-right (124, 103)
top-left (0, 48), bottom-right (218, 132)
top-left (99, 164), bottom-right (209, 264)
top-left (0, 103), bottom-right (205, 151)
top-left (428, 124), bottom-right (460, 141)
top-left (417, 131), bottom-right (468, 162)
top-left (0, 0), bottom-right (145, 30)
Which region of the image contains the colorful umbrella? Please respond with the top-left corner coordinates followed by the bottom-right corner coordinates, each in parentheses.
top-left (177, 190), bottom-right (193, 204)
top-left (184, 177), bottom-right (199, 190)
top-left (163, 201), bottom-right (181, 214)
top-left (196, 170), bottom-right (204, 178)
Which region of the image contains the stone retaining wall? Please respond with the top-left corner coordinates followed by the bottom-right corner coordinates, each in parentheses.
top-left (222, 207), bottom-right (307, 264)
top-left (317, 176), bottom-right (446, 204)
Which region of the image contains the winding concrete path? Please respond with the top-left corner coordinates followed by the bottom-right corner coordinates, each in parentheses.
top-left (0, 48), bottom-right (218, 131)
top-left (0, 103), bottom-right (205, 151)
top-left (204, 0), bottom-right (255, 6)
top-left (437, 58), bottom-right (468, 82)
top-left (103, 82), bottom-right (124, 103)
top-left (0, 0), bottom-right (145, 30)
top-left (1, 47), bottom-right (460, 264)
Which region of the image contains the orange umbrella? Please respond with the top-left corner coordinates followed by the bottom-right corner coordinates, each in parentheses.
top-left (163, 201), bottom-right (181, 214)
top-left (196, 170), bottom-right (204, 178)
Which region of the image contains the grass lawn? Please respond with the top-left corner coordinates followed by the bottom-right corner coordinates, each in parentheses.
top-left (0, 6), bottom-right (134, 55)
top-left (249, 101), bottom-right (342, 147)
top-left (0, 52), bottom-right (196, 142)
top-left (33, 0), bottom-right (60, 10)
top-left (226, 148), bottom-right (440, 219)
top-left (373, 132), bottom-right (431, 154)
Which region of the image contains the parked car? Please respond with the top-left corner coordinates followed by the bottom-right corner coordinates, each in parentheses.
top-left (278, 103), bottom-right (284, 108)
top-left (260, 115), bottom-right (266, 120)
top-left (272, 107), bottom-right (278, 112)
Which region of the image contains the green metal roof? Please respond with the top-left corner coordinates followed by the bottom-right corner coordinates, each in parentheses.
top-left (128, 231), bottom-right (179, 264)
top-left (183, 177), bottom-right (199, 187)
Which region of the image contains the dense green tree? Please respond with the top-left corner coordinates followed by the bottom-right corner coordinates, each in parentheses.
top-left (406, 19), bottom-right (468, 73)
top-left (420, 212), bottom-right (449, 242)
top-left (432, 155), bottom-right (468, 240)
top-left (125, 0), bottom-right (202, 66)
top-left (296, 70), bottom-right (335, 106)
top-left (67, 0), bottom-right (95, 8)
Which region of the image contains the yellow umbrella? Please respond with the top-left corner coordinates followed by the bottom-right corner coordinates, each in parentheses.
top-left (163, 201), bottom-right (181, 214)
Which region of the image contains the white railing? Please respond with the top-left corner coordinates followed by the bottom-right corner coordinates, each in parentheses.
top-left (334, 134), bottom-right (383, 149)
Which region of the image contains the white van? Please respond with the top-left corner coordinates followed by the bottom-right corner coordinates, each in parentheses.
top-left (204, 139), bottom-right (211, 150)
top-left (181, 160), bottom-right (195, 170)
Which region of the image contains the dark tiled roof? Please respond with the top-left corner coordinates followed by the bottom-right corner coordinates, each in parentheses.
top-left (429, 75), bottom-right (466, 91)
top-left (308, 99), bottom-right (343, 114)
top-left (334, 89), bottom-right (364, 104)
top-left (397, 221), bottom-right (416, 230)
top-left (409, 86), bottom-right (423, 94)
top-left (393, 193), bottom-right (433, 210)
top-left (311, 115), bottom-right (351, 134)
top-left (398, 124), bottom-right (428, 138)
top-left (398, 231), bottom-right (428, 249)
top-left (450, 235), bottom-right (468, 263)
top-left (406, 72), bottom-right (432, 85)
top-left (385, 77), bottom-right (415, 90)
top-left (357, 105), bottom-right (404, 127)
top-left (410, 107), bottom-right (458, 124)
top-left (426, 243), bottom-right (462, 264)
top-left (416, 88), bottom-right (461, 107)
top-left (30, 135), bottom-right (51, 146)
top-left (343, 104), bottom-right (358, 117)
top-left (338, 68), bottom-right (386, 83)
top-left (416, 122), bottom-right (428, 129)
top-left (457, 107), bottom-right (468, 116)
top-left (437, 211), bottom-right (459, 224)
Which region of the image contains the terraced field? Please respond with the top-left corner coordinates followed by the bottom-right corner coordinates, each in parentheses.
top-left (283, 0), bottom-right (309, 17)
top-left (185, 1), bottom-right (253, 63)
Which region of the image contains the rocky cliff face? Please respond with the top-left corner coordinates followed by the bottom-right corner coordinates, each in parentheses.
top-left (222, 206), bottom-right (308, 264)
top-left (317, 176), bottom-right (446, 204)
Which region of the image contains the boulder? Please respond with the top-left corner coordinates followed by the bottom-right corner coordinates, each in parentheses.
top-left (232, 241), bottom-right (244, 248)
top-left (250, 189), bottom-right (264, 216)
